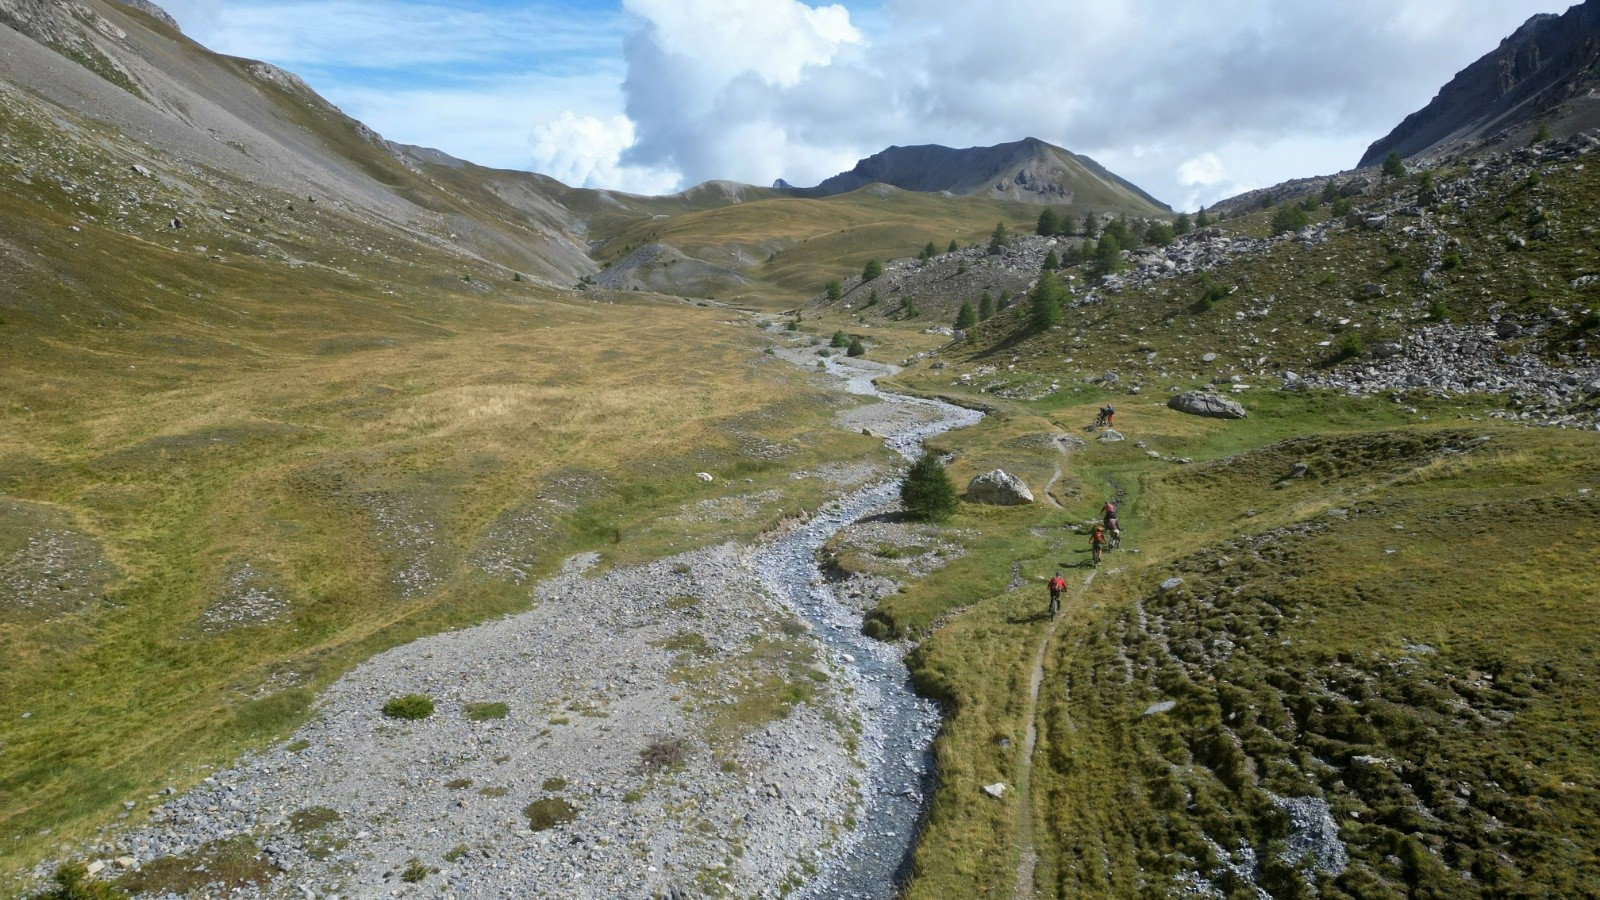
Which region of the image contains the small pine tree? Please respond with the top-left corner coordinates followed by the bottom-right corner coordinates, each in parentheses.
top-left (1535, 122), bottom-right (1551, 143)
top-left (1173, 212), bottom-right (1192, 235)
top-left (923, 241), bottom-right (938, 259)
top-left (862, 258), bottom-right (883, 281)
top-left (903, 298), bottom-right (919, 318)
top-left (831, 330), bottom-right (849, 348)
top-left (998, 289), bottom-right (1013, 311)
top-left (900, 453), bottom-right (957, 523)
top-left (866, 288), bottom-right (878, 307)
top-left (1094, 234), bottom-right (1124, 275)
top-left (955, 300), bottom-right (977, 329)
top-left (1030, 271), bottom-right (1064, 331)
top-left (512, 272), bottom-right (523, 282)
top-left (1036, 208), bottom-right (1059, 236)
top-left (1082, 213), bottom-right (1098, 238)
top-left (1419, 171), bottom-right (1435, 192)
top-left (947, 239), bottom-right (960, 254)
top-left (1258, 192), bottom-right (1276, 210)
top-left (847, 336), bottom-right (866, 357)
top-left (1145, 222), bottom-right (1175, 247)
top-left (1322, 179), bottom-right (1339, 203)
top-left (825, 279), bottom-right (842, 301)
top-left (1195, 208), bottom-right (1212, 228)
top-left (1271, 204), bottom-right (1310, 235)
top-left (1042, 249), bottom-right (1060, 271)
top-left (33, 863), bottom-right (127, 900)
top-left (988, 222), bottom-right (1009, 254)
top-left (978, 291), bottom-right (993, 321)
top-left (1382, 151), bottom-right (1406, 180)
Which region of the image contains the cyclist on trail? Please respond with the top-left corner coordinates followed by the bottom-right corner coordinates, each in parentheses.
top-left (1090, 525), bottom-right (1107, 566)
top-left (1107, 515), bottom-right (1121, 549)
top-left (1101, 499), bottom-right (1117, 527)
top-left (1102, 404), bottom-right (1115, 428)
top-left (1048, 571), bottom-right (1067, 618)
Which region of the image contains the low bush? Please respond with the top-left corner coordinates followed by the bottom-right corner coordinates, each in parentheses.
top-left (382, 694), bottom-right (434, 720)
top-left (524, 797), bottom-right (578, 831)
top-left (464, 702), bottom-right (509, 721)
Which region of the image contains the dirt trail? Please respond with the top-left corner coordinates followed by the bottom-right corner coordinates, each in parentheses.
top-left (1013, 568), bottom-right (1095, 899)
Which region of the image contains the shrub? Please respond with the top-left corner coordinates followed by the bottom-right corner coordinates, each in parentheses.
top-left (1331, 197), bottom-right (1353, 216)
top-left (1322, 179), bottom-right (1339, 203)
top-left (1536, 122), bottom-right (1551, 143)
top-left (443, 845), bottom-right (470, 864)
top-left (1145, 222), bottom-right (1175, 246)
top-left (1271, 204), bottom-right (1309, 235)
top-left (511, 272), bottom-right (522, 282)
top-left (847, 337), bottom-right (866, 357)
top-left (401, 858), bottom-right (429, 883)
top-left (542, 776), bottom-right (567, 791)
top-left (830, 330), bottom-right (848, 348)
top-left (464, 702), bottom-right (509, 721)
top-left (1195, 209), bottom-right (1211, 228)
top-left (866, 289), bottom-right (878, 307)
top-left (1382, 151), bottom-right (1406, 180)
top-left (1081, 213), bottom-right (1098, 238)
top-left (1173, 212), bottom-right (1192, 235)
top-left (1333, 332), bottom-right (1365, 360)
top-left (1580, 311), bottom-right (1600, 331)
top-left (861, 258), bottom-right (883, 281)
top-left (382, 694), bottom-right (434, 720)
top-left (903, 299), bottom-right (919, 318)
top-left (997, 289), bottom-right (1013, 311)
top-left (524, 798), bottom-right (578, 831)
top-left (1093, 235), bottom-right (1124, 276)
top-left (947, 239), bottom-right (959, 254)
top-left (978, 291), bottom-right (993, 322)
top-left (1197, 273), bottom-right (1229, 311)
top-left (784, 320), bottom-right (797, 331)
top-left (824, 280), bottom-right (842, 301)
top-left (901, 453), bottom-right (957, 523)
top-left (1258, 192), bottom-right (1276, 210)
top-left (1441, 250), bottom-right (1462, 270)
top-left (1426, 298), bottom-right (1449, 321)
top-left (1041, 249), bottom-right (1060, 271)
top-left (32, 863), bottom-right (128, 900)
top-left (638, 737), bottom-right (690, 773)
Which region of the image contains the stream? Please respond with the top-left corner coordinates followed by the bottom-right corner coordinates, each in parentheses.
top-left (757, 354), bottom-right (982, 899)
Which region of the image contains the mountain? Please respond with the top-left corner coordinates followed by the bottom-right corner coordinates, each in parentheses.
top-left (785, 137), bottom-right (1170, 213)
top-left (1360, 0), bottom-right (1600, 166)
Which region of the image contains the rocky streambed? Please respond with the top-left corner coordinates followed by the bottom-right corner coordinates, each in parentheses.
top-left (47, 355), bottom-right (980, 899)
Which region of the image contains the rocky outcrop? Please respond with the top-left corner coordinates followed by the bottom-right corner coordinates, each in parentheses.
top-left (1359, 0), bottom-right (1600, 165)
top-left (966, 469), bottom-right (1034, 505)
top-left (1168, 391), bottom-right (1247, 420)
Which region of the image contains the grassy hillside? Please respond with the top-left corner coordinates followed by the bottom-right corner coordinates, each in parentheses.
top-left (0, 149), bottom-right (897, 885)
top-left (594, 187), bottom-right (1048, 306)
top-left (782, 138), bottom-right (1600, 897)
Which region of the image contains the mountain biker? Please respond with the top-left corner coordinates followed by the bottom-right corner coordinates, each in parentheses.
top-left (1101, 500), bottom-right (1117, 527)
top-left (1090, 525), bottom-right (1107, 566)
top-left (1048, 572), bottom-right (1066, 618)
top-left (1107, 515), bottom-right (1121, 549)
top-left (1102, 404), bottom-right (1115, 427)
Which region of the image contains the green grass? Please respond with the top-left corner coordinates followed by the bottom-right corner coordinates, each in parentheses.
top-left (524, 797), bottom-right (578, 832)
top-left (463, 701), bottom-right (510, 721)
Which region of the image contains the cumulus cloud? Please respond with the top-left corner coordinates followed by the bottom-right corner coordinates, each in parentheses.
top-left (529, 112), bottom-right (680, 194)
top-left (612, 0), bottom-right (1564, 207)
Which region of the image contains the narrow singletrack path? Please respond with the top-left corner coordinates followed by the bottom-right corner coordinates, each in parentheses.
top-left (1013, 568), bottom-right (1095, 899)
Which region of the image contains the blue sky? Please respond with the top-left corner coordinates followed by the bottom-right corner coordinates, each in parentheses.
top-left (157, 0), bottom-right (1568, 207)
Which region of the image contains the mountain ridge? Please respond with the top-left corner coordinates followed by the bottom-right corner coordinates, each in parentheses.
top-left (1359, 0), bottom-right (1600, 166)
top-left (784, 137), bottom-right (1171, 213)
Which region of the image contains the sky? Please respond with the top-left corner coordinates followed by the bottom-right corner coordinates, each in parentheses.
top-left (156, 0), bottom-right (1570, 209)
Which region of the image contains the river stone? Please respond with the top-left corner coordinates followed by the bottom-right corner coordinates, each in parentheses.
top-left (1097, 429), bottom-right (1125, 442)
top-left (966, 469), bottom-right (1034, 505)
top-left (1168, 390), bottom-right (1246, 420)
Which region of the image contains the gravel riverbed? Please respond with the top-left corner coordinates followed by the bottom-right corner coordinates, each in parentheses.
top-left (51, 351), bottom-right (981, 899)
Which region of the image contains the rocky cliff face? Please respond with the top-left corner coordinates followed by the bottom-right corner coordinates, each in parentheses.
top-left (788, 137), bottom-right (1170, 213)
top-left (1360, 0), bottom-right (1600, 166)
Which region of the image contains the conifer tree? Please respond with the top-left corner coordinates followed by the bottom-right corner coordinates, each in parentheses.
top-left (1030, 271), bottom-right (1064, 331)
top-left (948, 239), bottom-right (960, 254)
top-left (988, 222), bottom-right (1009, 254)
top-left (862, 258), bottom-right (883, 281)
top-left (1382, 151), bottom-right (1406, 180)
top-left (978, 291), bottom-right (993, 322)
top-left (901, 453), bottom-right (957, 522)
top-left (1036, 208), bottom-right (1059, 236)
top-left (825, 279), bottom-right (842, 301)
top-left (1042, 249), bottom-right (1060, 271)
top-left (1173, 212), bottom-right (1192, 235)
top-left (955, 300), bottom-right (977, 329)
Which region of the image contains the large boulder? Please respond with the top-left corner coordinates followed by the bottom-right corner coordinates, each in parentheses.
top-left (1168, 390), bottom-right (1247, 420)
top-left (966, 469), bottom-right (1034, 505)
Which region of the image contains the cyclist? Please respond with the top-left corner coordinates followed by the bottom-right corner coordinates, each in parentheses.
top-left (1090, 525), bottom-right (1107, 567)
top-left (1107, 515), bottom-right (1121, 549)
top-left (1048, 571), bottom-right (1067, 618)
top-left (1101, 499), bottom-right (1118, 527)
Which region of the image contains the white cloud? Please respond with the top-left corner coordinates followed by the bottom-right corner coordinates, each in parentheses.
top-left (1178, 153), bottom-right (1227, 187)
top-left (613, 0), bottom-right (1566, 207)
top-left (529, 112), bottom-right (680, 194)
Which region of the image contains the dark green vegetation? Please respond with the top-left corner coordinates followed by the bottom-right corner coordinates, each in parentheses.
top-left (31, 864), bottom-right (126, 900)
top-left (524, 798), bottom-right (578, 832)
top-left (463, 701), bottom-right (510, 721)
top-left (381, 694), bottom-right (435, 720)
top-left (901, 454), bottom-right (959, 523)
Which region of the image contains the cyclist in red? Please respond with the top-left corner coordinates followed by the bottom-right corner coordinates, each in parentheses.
top-left (1047, 572), bottom-right (1067, 618)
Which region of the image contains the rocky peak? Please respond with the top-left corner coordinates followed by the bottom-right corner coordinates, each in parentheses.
top-left (114, 0), bottom-right (180, 32)
top-left (1359, 0), bottom-right (1600, 166)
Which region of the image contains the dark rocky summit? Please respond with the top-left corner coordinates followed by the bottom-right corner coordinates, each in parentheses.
top-left (1360, 0), bottom-right (1600, 166)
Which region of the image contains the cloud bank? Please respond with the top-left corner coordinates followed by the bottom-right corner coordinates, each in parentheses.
top-left (598, 0), bottom-right (1561, 207)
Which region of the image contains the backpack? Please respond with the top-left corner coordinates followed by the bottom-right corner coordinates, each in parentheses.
top-left (1050, 577), bottom-right (1066, 592)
